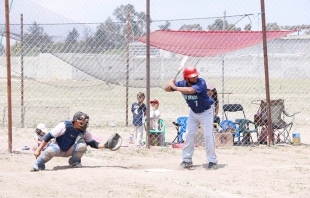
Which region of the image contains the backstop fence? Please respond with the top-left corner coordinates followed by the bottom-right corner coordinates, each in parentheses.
top-left (0, 0), bottom-right (309, 152)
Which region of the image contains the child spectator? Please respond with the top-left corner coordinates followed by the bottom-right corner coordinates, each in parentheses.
top-left (207, 84), bottom-right (221, 125)
top-left (149, 99), bottom-right (161, 130)
top-left (131, 92), bottom-right (147, 146)
top-left (33, 123), bottom-right (48, 151)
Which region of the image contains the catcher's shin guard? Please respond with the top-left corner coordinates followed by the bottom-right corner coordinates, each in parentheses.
top-left (69, 142), bottom-right (87, 165)
top-left (40, 143), bottom-right (60, 161)
top-left (32, 144), bottom-right (60, 171)
top-left (32, 157), bottom-right (46, 171)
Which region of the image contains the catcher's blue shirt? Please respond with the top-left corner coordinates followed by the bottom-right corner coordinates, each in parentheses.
top-left (175, 78), bottom-right (214, 113)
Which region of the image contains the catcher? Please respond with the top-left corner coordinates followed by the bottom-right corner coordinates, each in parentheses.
top-left (31, 111), bottom-right (122, 171)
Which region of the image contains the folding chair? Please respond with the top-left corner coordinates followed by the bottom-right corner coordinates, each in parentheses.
top-left (149, 119), bottom-right (166, 146)
top-left (172, 116), bottom-right (188, 144)
top-left (223, 104), bottom-right (246, 120)
top-left (223, 103), bottom-right (258, 145)
top-left (256, 99), bottom-right (298, 144)
top-left (235, 119), bottom-right (258, 145)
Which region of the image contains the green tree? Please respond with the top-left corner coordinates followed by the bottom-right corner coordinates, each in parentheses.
top-left (94, 17), bottom-right (123, 51)
top-left (179, 24), bottom-right (203, 30)
top-left (0, 44), bottom-right (4, 55)
top-left (80, 4), bottom-right (149, 53)
top-left (93, 28), bottom-right (109, 52)
top-left (24, 22), bottom-right (52, 54)
top-left (208, 19), bottom-right (226, 30)
top-left (63, 28), bottom-right (79, 52)
top-left (80, 18), bottom-right (121, 53)
top-left (79, 27), bottom-right (93, 53)
top-left (85, 28), bottom-right (109, 53)
top-left (244, 23), bottom-right (252, 31)
top-left (10, 41), bottom-right (21, 56)
top-left (266, 22), bottom-right (280, 30)
top-left (45, 42), bottom-right (63, 53)
top-left (134, 11), bottom-right (148, 36)
top-left (65, 28), bottom-right (79, 45)
top-left (113, 4), bottom-right (149, 36)
top-left (158, 21), bottom-right (171, 30)
top-left (207, 19), bottom-right (241, 31)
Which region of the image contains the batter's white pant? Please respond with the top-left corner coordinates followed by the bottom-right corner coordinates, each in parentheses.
top-left (182, 107), bottom-right (217, 163)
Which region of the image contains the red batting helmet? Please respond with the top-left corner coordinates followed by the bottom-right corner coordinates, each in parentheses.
top-left (183, 66), bottom-right (199, 82)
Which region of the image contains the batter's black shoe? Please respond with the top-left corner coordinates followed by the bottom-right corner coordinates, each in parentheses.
top-left (208, 162), bottom-right (217, 169)
top-left (180, 161), bottom-right (193, 169)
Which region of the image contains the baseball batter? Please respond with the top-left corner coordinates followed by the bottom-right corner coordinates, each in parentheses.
top-left (165, 66), bottom-right (218, 169)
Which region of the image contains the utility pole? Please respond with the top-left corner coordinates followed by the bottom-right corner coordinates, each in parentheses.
top-left (221, 10), bottom-right (226, 121)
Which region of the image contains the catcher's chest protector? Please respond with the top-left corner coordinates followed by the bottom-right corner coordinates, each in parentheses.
top-left (56, 121), bottom-right (84, 151)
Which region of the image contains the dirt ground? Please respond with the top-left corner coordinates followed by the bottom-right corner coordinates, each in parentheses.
top-left (0, 130), bottom-right (310, 198)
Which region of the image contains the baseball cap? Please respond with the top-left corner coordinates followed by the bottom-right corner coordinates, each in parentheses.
top-left (150, 99), bottom-right (159, 105)
top-left (73, 111), bottom-right (89, 121)
top-left (36, 123), bottom-right (48, 133)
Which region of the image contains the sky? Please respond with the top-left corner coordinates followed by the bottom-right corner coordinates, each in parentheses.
top-left (32, 0), bottom-right (310, 29)
top-left (1, 0), bottom-right (309, 42)
top-left (7, 0), bottom-right (309, 31)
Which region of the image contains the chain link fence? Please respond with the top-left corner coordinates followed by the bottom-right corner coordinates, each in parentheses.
top-left (0, 0), bottom-right (309, 153)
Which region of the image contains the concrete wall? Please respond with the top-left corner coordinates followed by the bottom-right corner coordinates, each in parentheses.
top-left (0, 39), bottom-right (309, 82)
top-left (0, 53), bottom-right (73, 79)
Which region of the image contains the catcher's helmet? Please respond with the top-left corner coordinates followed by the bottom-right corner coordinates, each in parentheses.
top-left (73, 111), bottom-right (89, 121)
top-left (183, 66), bottom-right (199, 82)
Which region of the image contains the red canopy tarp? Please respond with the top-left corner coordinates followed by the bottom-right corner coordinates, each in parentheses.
top-left (136, 30), bottom-right (296, 57)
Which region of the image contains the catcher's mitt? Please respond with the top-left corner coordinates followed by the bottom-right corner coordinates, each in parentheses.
top-left (105, 133), bottom-right (122, 151)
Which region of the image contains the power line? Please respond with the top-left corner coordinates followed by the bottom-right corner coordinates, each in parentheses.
top-left (1, 13), bottom-right (258, 26)
top-left (151, 13), bottom-right (256, 22)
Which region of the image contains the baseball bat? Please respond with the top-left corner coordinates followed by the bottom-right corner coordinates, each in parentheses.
top-left (174, 55), bottom-right (188, 80)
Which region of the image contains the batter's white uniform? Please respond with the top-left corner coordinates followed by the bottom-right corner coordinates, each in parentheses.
top-left (174, 78), bottom-right (217, 164)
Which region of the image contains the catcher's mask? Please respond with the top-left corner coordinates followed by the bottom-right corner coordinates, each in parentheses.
top-left (183, 66), bottom-right (199, 82)
top-left (73, 111), bottom-right (89, 131)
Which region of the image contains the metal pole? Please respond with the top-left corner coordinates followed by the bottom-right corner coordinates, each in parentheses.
top-left (221, 10), bottom-right (226, 121)
top-left (5, 0), bottom-right (13, 153)
top-left (260, 0), bottom-right (273, 146)
top-left (126, 11), bottom-right (131, 127)
top-left (21, 14), bottom-right (24, 128)
top-left (146, 0), bottom-right (150, 148)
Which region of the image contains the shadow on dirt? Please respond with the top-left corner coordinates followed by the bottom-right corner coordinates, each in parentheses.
top-left (51, 165), bottom-right (129, 171)
top-left (202, 163), bottom-right (228, 170)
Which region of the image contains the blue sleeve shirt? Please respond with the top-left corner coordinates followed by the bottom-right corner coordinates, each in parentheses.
top-left (131, 102), bottom-right (147, 126)
top-left (175, 78), bottom-right (214, 113)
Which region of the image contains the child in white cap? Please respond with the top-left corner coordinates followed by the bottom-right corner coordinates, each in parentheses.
top-left (33, 123), bottom-right (49, 151)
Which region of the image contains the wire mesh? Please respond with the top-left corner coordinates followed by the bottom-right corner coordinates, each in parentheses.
top-left (0, 0), bottom-right (309, 153)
